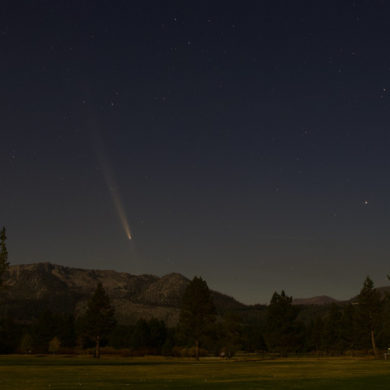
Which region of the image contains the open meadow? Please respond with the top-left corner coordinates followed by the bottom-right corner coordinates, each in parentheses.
top-left (1, 355), bottom-right (390, 389)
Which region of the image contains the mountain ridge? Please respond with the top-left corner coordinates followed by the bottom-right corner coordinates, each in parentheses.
top-left (2, 262), bottom-right (246, 326)
top-left (3, 262), bottom-right (388, 326)
top-left (292, 295), bottom-right (339, 306)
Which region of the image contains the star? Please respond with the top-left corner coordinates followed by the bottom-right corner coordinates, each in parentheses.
top-left (9, 150), bottom-right (16, 160)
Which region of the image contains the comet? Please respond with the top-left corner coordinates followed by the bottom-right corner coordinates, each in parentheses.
top-left (92, 129), bottom-right (133, 240)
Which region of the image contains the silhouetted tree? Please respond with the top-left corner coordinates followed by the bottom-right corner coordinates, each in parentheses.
top-left (264, 290), bottom-right (301, 356)
top-left (306, 317), bottom-right (324, 352)
top-left (241, 324), bottom-right (266, 353)
top-left (179, 276), bottom-right (216, 360)
top-left (131, 319), bottom-right (151, 352)
top-left (377, 294), bottom-right (390, 348)
top-left (148, 318), bottom-right (167, 352)
top-left (0, 316), bottom-right (21, 353)
top-left (83, 283), bottom-right (116, 358)
top-left (128, 318), bottom-right (167, 354)
top-left (219, 312), bottom-right (241, 358)
top-left (109, 324), bottom-right (135, 349)
top-left (240, 310), bottom-right (267, 353)
top-left (322, 303), bottom-right (343, 354)
top-left (357, 276), bottom-right (382, 357)
top-left (0, 227), bottom-right (9, 287)
top-left (58, 314), bottom-right (77, 348)
top-left (340, 303), bottom-right (359, 351)
top-left (32, 310), bottom-right (59, 352)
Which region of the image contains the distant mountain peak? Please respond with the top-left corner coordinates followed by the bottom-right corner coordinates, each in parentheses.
top-left (292, 295), bottom-right (338, 305)
top-left (3, 262), bottom-right (244, 326)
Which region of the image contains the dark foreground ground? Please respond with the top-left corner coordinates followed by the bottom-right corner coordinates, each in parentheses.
top-left (1, 355), bottom-right (390, 389)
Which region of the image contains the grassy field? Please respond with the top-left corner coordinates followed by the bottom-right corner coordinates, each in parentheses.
top-left (1, 355), bottom-right (390, 389)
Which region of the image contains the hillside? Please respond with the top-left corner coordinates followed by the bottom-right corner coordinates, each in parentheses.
top-left (3, 262), bottom-right (387, 327)
top-left (349, 285), bottom-right (390, 303)
top-left (1, 263), bottom-right (245, 326)
top-left (292, 295), bottom-right (339, 306)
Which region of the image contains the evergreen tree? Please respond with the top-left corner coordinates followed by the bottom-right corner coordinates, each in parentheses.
top-left (306, 317), bottom-right (324, 353)
top-left (131, 319), bottom-right (151, 352)
top-left (83, 283), bottom-right (116, 358)
top-left (0, 316), bottom-right (22, 353)
top-left (240, 311), bottom-right (267, 353)
top-left (58, 314), bottom-right (77, 348)
top-left (148, 318), bottom-right (167, 352)
top-left (378, 294), bottom-right (390, 348)
top-left (322, 303), bottom-right (343, 354)
top-left (128, 318), bottom-right (167, 353)
top-left (219, 312), bottom-right (241, 358)
top-left (357, 276), bottom-right (382, 357)
top-left (0, 227), bottom-right (9, 286)
top-left (109, 324), bottom-right (135, 349)
top-left (178, 276), bottom-right (216, 360)
top-left (340, 303), bottom-right (358, 351)
top-left (241, 323), bottom-right (266, 353)
top-left (32, 310), bottom-right (58, 352)
top-left (264, 290), bottom-right (301, 356)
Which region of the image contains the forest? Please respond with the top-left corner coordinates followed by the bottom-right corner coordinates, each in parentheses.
top-left (1, 276), bottom-right (390, 358)
top-left (1, 228), bottom-right (390, 358)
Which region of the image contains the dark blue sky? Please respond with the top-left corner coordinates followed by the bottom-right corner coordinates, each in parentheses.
top-left (2, 1), bottom-right (390, 303)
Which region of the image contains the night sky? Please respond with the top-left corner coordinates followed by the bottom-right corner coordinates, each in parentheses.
top-left (2, 1), bottom-right (390, 304)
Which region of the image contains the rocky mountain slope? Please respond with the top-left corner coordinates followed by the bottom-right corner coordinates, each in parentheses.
top-left (2, 263), bottom-right (245, 326)
top-left (3, 263), bottom-right (387, 326)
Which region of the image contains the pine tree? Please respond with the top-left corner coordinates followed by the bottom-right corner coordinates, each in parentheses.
top-left (322, 303), bottom-right (343, 354)
top-left (179, 276), bottom-right (216, 360)
top-left (83, 283), bottom-right (116, 358)
top-left (131, 319), bottom-right (151, 351)
top-left (264, 290), bottom-right (301, 356)
top-left (220, 312), bottom-right (241, 358)
top-left (0, 227), bottom-right (9, 287)
top-left (340, 303), bottom-right (358, 351)
top-left (32, 310), bottom-right (58, 352)
top-left (357, 276), bottom-right (382, 357)
top-left (307, 317), bottom-right (324, 352)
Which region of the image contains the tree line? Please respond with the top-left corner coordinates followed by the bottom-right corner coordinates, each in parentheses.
top-left (1, 276), bottom-right (389, 358)
top-left (1, 226), bottom-right (390, 358)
